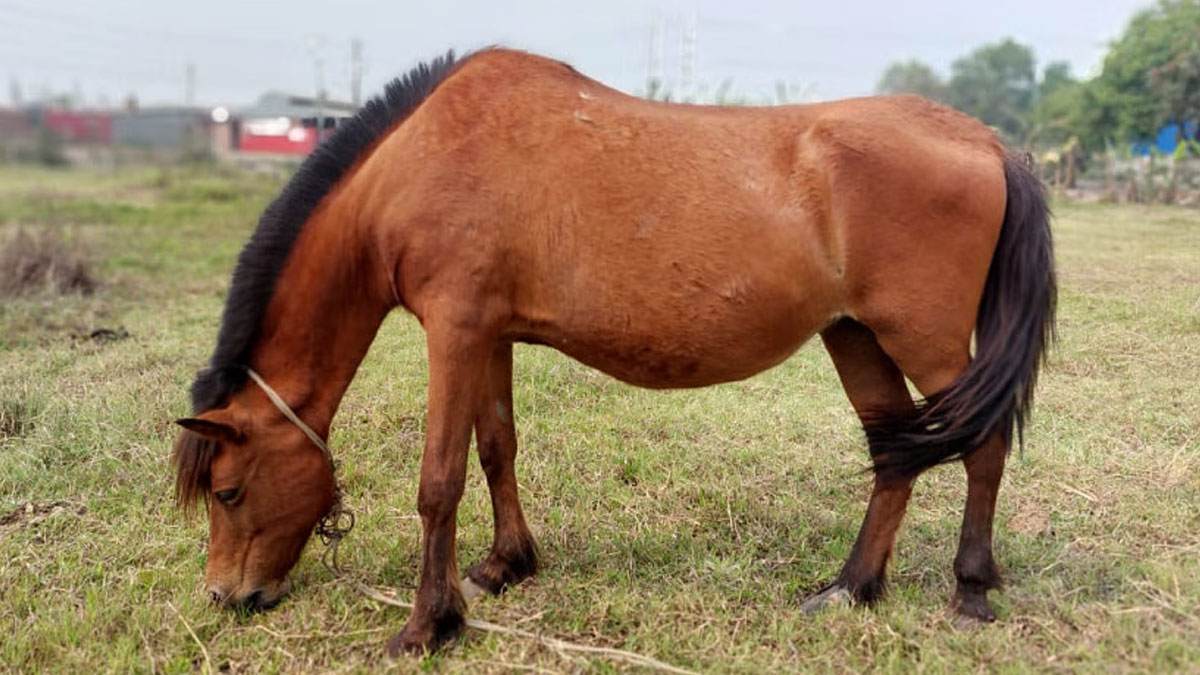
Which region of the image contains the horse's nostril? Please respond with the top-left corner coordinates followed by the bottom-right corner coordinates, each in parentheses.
top-left (208, 589), bottom-right (224, 605)
top-left (242, 589), bottom-right (281, 612)
top-left (243, 589), bottom-right (264, 610)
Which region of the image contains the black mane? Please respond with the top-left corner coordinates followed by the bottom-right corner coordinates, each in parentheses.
top-left (190, 50), bottom-right (462, 413)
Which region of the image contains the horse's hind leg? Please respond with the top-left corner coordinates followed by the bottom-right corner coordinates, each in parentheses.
top-left (462, 341), bottom-right (539, 599)
top-left (871, 323), bottom-right (1006, 623)
top-left (952, 431), bottom-right (1006, 622)
top-left (802, 319), bottom-right (917, 612)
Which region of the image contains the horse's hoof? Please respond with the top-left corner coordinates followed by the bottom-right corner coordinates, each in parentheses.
top-left (951, 591), bottom-right (997, 628)
top-left (385, 615), bottom-right (463, 657)
top-left (800, 585), bottom-right (852, 616)
top-left (460, 576), bottom-right (488, 603)
top-left (465, 542), bottom-right (539, 597)
top-left (385, 628), bottom-right (430, 657)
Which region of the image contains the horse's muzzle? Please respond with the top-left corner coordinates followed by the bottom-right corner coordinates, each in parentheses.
top-left (208, 582), bottom-right (287, 613)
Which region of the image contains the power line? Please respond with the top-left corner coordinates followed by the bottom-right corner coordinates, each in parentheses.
top-left (0, 46), bottom-right (182, 83)
top-left (697, 14), bottom-right (1111, 46)
top-left (0, 0), bottom-right (315, 49)
top-left (0, 27), bottom-right (309, 84)
top-left (0, 12), bottom-right (168, 51)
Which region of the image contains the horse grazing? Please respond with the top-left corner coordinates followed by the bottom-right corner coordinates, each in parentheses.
top-left (172, 48), bottom-right (1055, 654)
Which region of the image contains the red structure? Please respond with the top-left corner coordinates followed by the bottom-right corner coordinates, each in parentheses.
top-left (237, 118), bottom-right (318, 154)
top-left (42, 109), bottom-right (112, 143)
top-left (229, 91), bottom-right (354, 155)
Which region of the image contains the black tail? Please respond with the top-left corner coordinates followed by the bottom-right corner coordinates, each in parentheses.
top-left (868, 154), bottom-right (1057, 478)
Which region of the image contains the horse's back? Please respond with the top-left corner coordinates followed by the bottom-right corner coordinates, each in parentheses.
top-left (383, 49), bottom-right (1010, 388)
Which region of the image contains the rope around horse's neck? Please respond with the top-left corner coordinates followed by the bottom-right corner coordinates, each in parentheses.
top-left (245, 368), bottom-right (328, 454)
top-left (243, 367), bottom-right (697, 675)
top-left (245, 368), bottom-right (354, 568)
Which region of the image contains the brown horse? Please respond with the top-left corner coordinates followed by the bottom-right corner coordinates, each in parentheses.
top-left (172, 48), bottom-right (1054, 655)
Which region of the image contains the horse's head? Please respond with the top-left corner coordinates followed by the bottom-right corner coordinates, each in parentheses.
top-left (172, 403), bottom-right (335, 611)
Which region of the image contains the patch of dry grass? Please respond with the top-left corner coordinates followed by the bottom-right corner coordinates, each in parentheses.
top-left (0, 227), bottom-right (97, 298)
top-left (0, 166), bottom-right (1197, 672)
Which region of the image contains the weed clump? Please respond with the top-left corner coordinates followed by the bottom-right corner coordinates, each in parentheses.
top-left (0, 394), bottom-right (40, 441)
top-left (0, 227), bottom-right (98, 297)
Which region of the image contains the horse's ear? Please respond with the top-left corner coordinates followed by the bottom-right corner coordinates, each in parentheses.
top-left (175, 414), bottom-right (243, 443)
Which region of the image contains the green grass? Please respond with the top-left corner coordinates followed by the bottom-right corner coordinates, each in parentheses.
top-left (1, 165), bottom-right (1197, 673)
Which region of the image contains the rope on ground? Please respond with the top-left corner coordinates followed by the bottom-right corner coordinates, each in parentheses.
top-left (344, 577), bottom-right (699, 675)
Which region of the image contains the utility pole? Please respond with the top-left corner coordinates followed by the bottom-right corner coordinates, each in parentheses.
top-left (646, 17), bottom-right (660, 94)
top-left (307, 35), bottom-right (328, 101)
top-left (185, 62), bottom-right (196, 106)
top-left (680, 13), bottom-right (697, 96)
top-left (8, 76), bottom-right (21, 106)
top-left (350, 38), bottom-right (363, 106)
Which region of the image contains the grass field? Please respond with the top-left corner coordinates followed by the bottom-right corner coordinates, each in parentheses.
top-left (1, 164), bottom-right (1197, 673)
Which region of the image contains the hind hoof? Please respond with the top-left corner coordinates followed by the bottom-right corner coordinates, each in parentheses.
top-left (460, 576), bottom-right (488, 603)
top-left (801, 585), bottom-right (852, 616)
top-left (464, 539), bottom-right (539, 598)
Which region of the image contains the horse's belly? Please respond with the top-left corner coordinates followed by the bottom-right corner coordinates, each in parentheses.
top-left (513, 301), bottom-right (828, 389)
top-left (566, 342), bottom-right (805, 389)
top-left (507, 220), bottom-right (842, 388)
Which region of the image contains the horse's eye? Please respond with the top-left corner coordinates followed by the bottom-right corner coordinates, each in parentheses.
top-left (214, 488), bottom-right (241, 505)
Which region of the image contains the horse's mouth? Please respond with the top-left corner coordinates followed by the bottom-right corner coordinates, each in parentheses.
top-left (209, 579), bottom-right (290, 613)
top-left (239, 588), bottom-right (284, 613)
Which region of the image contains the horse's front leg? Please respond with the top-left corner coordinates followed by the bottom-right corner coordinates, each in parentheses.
top-left (463, 341), bottom-right (539, 599)
top-left (387, 321), bottom-right (493, 656)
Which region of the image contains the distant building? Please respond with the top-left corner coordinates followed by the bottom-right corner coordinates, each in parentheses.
top-left (4, 90), bottom-right (359, 162)
top-left (228, 91), bottom-right (356, 155)
top-left (112, 107), bottom-right (211, 151)
top-left (41, 108), bottom-right (111, 143)
top-left (0, 107), bottom-right (34, 139)
top-left (0, 107), bottom-right (36, 159)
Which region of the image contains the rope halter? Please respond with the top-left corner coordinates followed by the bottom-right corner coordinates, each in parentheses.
top-left (244, 367), bottom-right (354, 574)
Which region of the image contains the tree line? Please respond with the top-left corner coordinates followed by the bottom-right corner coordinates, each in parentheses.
top-left (876, 0), bottom-right (1200, 155)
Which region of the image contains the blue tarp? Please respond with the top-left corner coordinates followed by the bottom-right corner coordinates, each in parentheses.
top-left (1132, 120), bottom-right (1199, 155)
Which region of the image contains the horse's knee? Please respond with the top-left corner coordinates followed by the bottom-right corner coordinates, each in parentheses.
top-left (417, 477), bottom-right (464, 522)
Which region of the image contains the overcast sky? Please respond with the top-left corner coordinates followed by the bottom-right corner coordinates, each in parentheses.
top-left (1, 0), bottom-right (1150, 108)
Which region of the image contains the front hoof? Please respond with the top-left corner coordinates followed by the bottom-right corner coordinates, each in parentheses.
top-left (800, 585), bottom-right (852, 616)
top-left (951, 590), bottom-right (997, 627)
top-left (386, 614), bottom-right (464, 657)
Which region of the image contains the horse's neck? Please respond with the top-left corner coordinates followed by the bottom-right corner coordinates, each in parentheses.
top-left (247, 197), bottom-right (394, 436)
